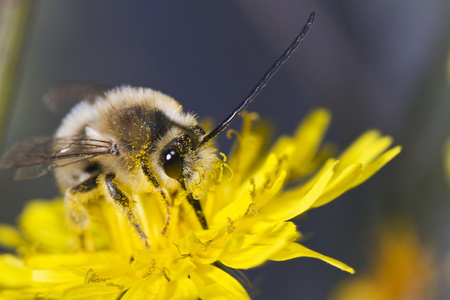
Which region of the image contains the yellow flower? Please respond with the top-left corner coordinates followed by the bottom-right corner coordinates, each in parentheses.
top-left (0, 109), bottom-right (400, 299)
top-left (330, 218), bottom-right (438, 300)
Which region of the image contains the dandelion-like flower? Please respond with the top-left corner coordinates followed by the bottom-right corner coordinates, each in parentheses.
top-left (330, 219), bottom-right (438, 300)
top-left (0, 109), bottom-right (400, 299)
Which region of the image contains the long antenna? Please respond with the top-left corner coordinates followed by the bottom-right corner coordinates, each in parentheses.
top-left (199, 12), bottom-right (315, 146)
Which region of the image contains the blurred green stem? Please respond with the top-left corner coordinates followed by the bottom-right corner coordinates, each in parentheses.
top-left (0, 0), bottom-right (33, 149)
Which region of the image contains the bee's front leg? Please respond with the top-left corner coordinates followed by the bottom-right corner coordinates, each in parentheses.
top-left (99, 173), bottom-right (150, 249)
top-left (65, 175), bottom-right (99, 250)
top-left (140, 160), bottom-right (172, 235)
top-left (186, 193), bottom-right (208, 230)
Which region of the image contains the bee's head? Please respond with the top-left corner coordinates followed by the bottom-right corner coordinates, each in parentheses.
top-left (148, 125), bottom-right (217, 194)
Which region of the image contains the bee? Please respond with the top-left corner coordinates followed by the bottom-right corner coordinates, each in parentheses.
top-left (0, 13), bottom-right (314, 249)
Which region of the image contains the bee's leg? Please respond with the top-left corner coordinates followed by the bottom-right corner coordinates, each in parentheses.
top-left (65, 175), bottom-right (99, 250)
top-left (158, 190), bottom-right (171, 235)
top-left (100, 173), bottom-right (150, 249)
top-left (177, 178), bottom-right (208, 230)
top-left (140, 161), bottom-right (171, 235)
top-left (187, 193), bottom-right (208, 230)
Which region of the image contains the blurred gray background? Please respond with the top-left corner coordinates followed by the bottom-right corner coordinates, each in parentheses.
top-left (1, 0), bottom-right (450, 299)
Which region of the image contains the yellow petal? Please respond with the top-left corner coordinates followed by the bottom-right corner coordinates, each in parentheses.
top-left (291, 109), bottom-right (331, 176)
top-left (312, 163), bottom-right (362, 208)
top-left (336, 130), bottom-right (392, 170)
top-left (270, 109), bottom-right (331, 180)
top-left (352, 145), bottom-right (401, 186)
top-left (26, 251), bottom-right (122, 270)
top-left (19, 199), bottom-right (69, 252)
top-left (0, 224), bottom-right (28, 250)
top-left (221, 152), bottom-right (289, 219)
top-left (270, 242), bottom-right (354, 273)
top-left (239, 219), bottom-right (300, 249)
top-left (259, 159), bottom-right (336, 221)
top-left (128, 276), bottom-right (198, 300)
top-left (211, 233), bottom-right (246, 264)
top-left (0, 289), bottom-right (60, 300)
top-left (220, 222), bottom-right (298, 269)
top-left (61, 283), bottom-right (124, 300)
top-left (313, 146), bottom-right (401, 208)
top-left (120, 275), bottom-right (173, 300)
top-left (120, 281), bottom-right (155, 300)
top-left (227, 112), bottom-right (270, 180)
top-left (133, 249), bottom-right (197, 282)
top-left (213, 151), bottom-right (289, 227)
top-left (169, 278), bottom-right (198, 300)
top-left (191, 264), bottom-right (250, 300)
top-left (0, 254), bottom-right (31, 287)
top-left (32, 269), bottom-right (82, 284)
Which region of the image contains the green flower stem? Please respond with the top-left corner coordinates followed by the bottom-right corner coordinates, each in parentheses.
top-left (0, 0), bottom-right (33, 148)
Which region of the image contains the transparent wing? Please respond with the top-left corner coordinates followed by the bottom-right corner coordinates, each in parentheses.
top-left (42, 81), bottom-right (110, 114)
top-left (0, 136), bottom-right (114, 180)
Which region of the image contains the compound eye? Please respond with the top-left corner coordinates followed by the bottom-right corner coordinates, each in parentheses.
top-left (162, 148), bottom-right (183, 180)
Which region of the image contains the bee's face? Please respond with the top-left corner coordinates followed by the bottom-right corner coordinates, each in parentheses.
top-left (159, 129), bottom-right (202, 181)
top-left (138, 121), bottom-right (217, 195)
top-left (157, 129), bottom-right (217, 193)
